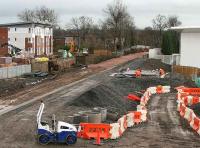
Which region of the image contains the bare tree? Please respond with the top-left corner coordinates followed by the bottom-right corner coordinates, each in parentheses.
top-left (67, 16), bottom-right (94, 48)
top-left (18, 6), bottom-right (58, 26)
top-left (18, 9), bottom-right (35, 22)
top-left (152, 14), bottom-right (167, 35)
top-left (103, 0), bottom-right (135, 50)
top-left (167, 15), bottom-right (182, 28)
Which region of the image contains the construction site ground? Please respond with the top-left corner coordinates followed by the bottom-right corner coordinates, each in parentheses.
top-left (0, 53), bottom-right (200, 148)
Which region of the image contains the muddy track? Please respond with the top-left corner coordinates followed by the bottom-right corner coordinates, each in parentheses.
top-left (0, 57), bottom-right (199, 148)
top-left (103, 94), bottom-right (200, 148)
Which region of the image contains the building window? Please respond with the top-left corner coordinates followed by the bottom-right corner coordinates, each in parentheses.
top-left (15, 28), bottom-right (17, 31)
top-left (28, 38), bottom-right (31, 43)
top-left (8, 28), bottom-right (10, 31)
top-left (28, 28), bottom-right (31, 33)
top-left (8, 38), bottom-right (10, 41)
top-left (15, 38), bottom-right (17, 41)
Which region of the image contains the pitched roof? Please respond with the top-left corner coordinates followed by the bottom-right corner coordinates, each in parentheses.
top-left (170, 26), bottom-right (200, 32)
top-left (0, 22), bottom-right (52, 28)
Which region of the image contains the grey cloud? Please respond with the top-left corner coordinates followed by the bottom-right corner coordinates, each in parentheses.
top-left (0, 0), bottom-right (200, 28)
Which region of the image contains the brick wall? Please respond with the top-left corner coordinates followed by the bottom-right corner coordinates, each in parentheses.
top-left (53, 38), bottom-right (65, 52)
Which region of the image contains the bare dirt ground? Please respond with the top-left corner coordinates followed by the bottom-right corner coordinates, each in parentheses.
top-left (0, 54), bottom-right (199, 148)
top-left (0, 53), bottom-right (145, 109)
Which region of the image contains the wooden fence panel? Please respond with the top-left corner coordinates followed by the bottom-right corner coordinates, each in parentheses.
top-left (172, 65), bottom-right (199, 78)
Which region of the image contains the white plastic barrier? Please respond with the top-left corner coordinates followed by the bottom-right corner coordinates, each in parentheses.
top-left (176, 87), bottom-right (200, 136)
top-left (147, 87), bottom-right (157, 94)
top-left (109, 85), bottom-right (171, 140)
top-left (184, 107), bottom-right (192, 121)
top-left (140, 110), bottom-right (147, 122)
top-left (109, 123), bottom-right (120, 139)
top-left (127, 112), bottom-right (134, 127)
top-left (162, 86), bottom-right (171, 93)
top-left (118, 115), bottom-right (127, 136)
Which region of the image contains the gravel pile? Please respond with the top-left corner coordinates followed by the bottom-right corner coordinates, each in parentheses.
top-left (69, 58), bottom-right (196, 116)
top-left (70, 77), bottom-right (172, 115)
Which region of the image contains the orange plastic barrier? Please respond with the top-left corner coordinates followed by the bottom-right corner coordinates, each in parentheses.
top-left (181, 88), bottom-right (200, 96)
top-left (127, 94), bottom-right (141, 101)
top-left (192, 96), bottom-right (200, 105)
top-left (135, 69), bottom-right (142, 77)
top-left (183, 97), bottom-right (189, 106)
top-left (156, 85), bottom-right (163, 94)
top-left (78, 123), bottom-right (111, 140)
top-left (94, 130), bottom-right (101, 145)
top-left (133, 111), bottom-right (142, 124)
top-left (193, 117), bottom-right (200, 131)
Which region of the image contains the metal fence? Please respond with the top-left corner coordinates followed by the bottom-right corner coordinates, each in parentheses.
top-left (0, 64), bottom-right (31, 79)
top-left (150, 54), bottom-right (180, 65)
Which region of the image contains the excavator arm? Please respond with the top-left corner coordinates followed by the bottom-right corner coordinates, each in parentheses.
top-left (1, 43), bottom-right (22, 56)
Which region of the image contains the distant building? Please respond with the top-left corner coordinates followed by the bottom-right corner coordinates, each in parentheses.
top-left (53, 36), bottom-right (79, 52)
top-left (0, 22), bottom-right (53, 57)
top-left (171, 26), bottom-right (200, 68)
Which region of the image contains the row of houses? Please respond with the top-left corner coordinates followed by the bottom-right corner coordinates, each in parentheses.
top-left (0, 22), bottom-right (53, 57)
top-left (0, 22), bottom-right (78, 58)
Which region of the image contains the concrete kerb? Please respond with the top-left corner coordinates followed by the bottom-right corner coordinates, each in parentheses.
top-left (0, 56), bottom-right (144, 117)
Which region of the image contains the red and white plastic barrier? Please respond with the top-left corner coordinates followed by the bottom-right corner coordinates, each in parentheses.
top-left (109, 85), bottom-right (171, 139)
top-left (109, 123), bottom-right (120, 139)
top-left (176, 87), bottom-right (200, 136)
top-left (78, 85), bottom-right (171, 141)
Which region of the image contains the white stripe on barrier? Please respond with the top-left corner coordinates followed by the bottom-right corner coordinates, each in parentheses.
top-left (140, 110), bottom-right (147, 122)
top-left (147, 87), bottom-right (157, 94)
top-left (189, 112), bottom-right (196, 128)
top-left (118, 115), bottom-right (126, 135)
top-left (109, 123), bottom-right (120, 139)
top-left (162, 86), bottom-right (171, 93)
top-left (184, 107), bottom-right (192, 121)
top-left (187, 96), bottom-right (193, 106)
top-left (127, 113), bottom-right (134, 127)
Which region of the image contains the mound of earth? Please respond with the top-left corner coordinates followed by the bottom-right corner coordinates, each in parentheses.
top-left (142, 59), bottom-right (171, 71)
top-left (69, 77), bottom-right (176, 115)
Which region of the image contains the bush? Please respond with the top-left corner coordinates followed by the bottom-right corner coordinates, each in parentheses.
top-left (161, 31), bottom-right (180, 55)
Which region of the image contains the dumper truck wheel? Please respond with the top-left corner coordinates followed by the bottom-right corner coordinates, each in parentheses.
top-left (38, 134), bottom-right (50, 145)
top-left (66, 135), bottom-right (77, 145)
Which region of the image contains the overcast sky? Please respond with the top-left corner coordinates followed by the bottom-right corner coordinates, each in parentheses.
top-left (0, 0), bottom-right (200, 29)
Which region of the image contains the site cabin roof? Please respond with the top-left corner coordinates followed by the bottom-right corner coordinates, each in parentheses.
top-left (54, 36), bottom-right (79, 39)
top-left (170, 26), bottom-right (200, 33)
top-left (0, 22), bottom-right (52, 28)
